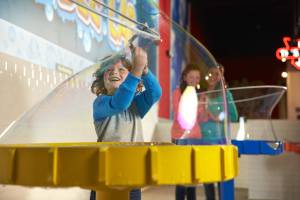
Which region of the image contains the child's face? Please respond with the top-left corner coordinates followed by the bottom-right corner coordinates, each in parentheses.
top-left (103, 60), bottom-right (129, 94)
top-left (184, 70), bottom-right (201, 87)
top-left (206, 68), bottom-right (222, 88)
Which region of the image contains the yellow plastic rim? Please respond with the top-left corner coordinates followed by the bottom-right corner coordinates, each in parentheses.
top-left (0, 142), bottom-right (238, 190)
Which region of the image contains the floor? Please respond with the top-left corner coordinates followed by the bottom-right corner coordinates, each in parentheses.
top-left (0, 185), bottom-right (273, 200)
top-left (142, 185), bottom-right (250, 200)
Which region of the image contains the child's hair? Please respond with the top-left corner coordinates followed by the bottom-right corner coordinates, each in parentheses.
top-left (91, 53), bottom-right (143, 96)
top-left (179, 63), bottom-right (202, 93)
top-left (90, 79), bottom-right (105, 96)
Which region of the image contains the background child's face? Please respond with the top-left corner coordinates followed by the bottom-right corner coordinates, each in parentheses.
top-left (206, 67), bottom-right (222, 88)
top-left (104, 61), bottom-right (129, 94)
top-left (184, 70), bottom-right (201, 87)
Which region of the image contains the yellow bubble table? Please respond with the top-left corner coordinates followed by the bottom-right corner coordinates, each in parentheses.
top-left (0, 142), bottom-right (238, 200)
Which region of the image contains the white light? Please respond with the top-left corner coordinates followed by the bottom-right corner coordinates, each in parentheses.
top-left (281, 71), bottom-right (288, 78)
top-left (31, 69), bottom-right (35, 79)
top-left (292, 49), bottom-right (299, 57)
top-left (177, 86), bottom-right (198, 134)
top-left (27, 78), bottom-right (31, 88)
top-left (23, 66), bottom-right (26, 77)
top-left (236, 117), bottom-right (246, 141)
top-left (218, 111), bottom-right (225, 121)
top-left (280, 49), bottom-right (289, 62)
top-left (296, 58), bottom-right (300, 67)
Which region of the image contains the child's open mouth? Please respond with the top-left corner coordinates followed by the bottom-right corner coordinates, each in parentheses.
top-left (109, 77), bottom-right (121, 82)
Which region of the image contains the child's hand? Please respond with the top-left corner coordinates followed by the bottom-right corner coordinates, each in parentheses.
top-left (131, 47), bottom-right (148, 77)
top-left (207, 111), bottom-right (221, 122)
top-left (198, 94), bottom-right (207, 103)
top-left (143, 64), bottom-right (149, 75)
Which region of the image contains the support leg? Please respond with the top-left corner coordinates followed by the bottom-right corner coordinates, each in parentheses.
top-left (219, 179), bottom-right (234, 200)
top-left (96, 188), bottom-right (131, 200)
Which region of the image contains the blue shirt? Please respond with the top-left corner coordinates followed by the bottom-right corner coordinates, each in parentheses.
top-left (93, 71), bottom-right (162, 142)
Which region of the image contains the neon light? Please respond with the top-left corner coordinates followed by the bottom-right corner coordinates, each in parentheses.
top-left (276, 37), bottom-right (300, 71)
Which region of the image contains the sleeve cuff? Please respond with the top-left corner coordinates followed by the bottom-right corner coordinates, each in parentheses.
top-left (121, 73), bottom-right (141, 91)
top-left (141, 70), bottom-right (155, 82)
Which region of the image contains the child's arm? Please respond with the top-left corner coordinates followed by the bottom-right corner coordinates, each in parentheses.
top-left (134, 70), bottom-right (162, 118)
top-left (93, 73), bottom-right (140, 121)
top-left (197, 94), bottom-right (209, 122)
top-left (227, 91), bottom-right (238, 122)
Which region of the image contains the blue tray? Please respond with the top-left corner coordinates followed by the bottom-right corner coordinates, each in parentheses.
top-left (231, 140), bottom-right (284, 155)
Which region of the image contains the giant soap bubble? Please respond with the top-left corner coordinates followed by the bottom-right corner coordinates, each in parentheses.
top-left (0, 0), bottom-right (228, 144)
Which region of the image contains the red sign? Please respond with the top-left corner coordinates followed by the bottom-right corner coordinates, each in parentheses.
top-left (276, 37), bottom-right (300, 71)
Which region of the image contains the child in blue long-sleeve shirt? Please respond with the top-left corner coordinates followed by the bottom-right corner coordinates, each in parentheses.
top-left (92, 47), bottom-right (162, 142)
top-left (90, 47), bottom-right (162, 200)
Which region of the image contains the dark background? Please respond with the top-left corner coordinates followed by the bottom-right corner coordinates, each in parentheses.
top-left (190, 0), bottom-right (295, 87)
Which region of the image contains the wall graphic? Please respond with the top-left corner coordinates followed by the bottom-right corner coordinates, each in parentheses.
top-left (36, 0), bottom-right (137, 52)
top-left (0, 18), bottom-right (92, 73)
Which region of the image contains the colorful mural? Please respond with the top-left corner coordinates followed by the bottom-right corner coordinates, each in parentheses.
top-left (36, 0), bottom-right (137, 52)
top-left (0, 18), bottom-right (92, 72)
